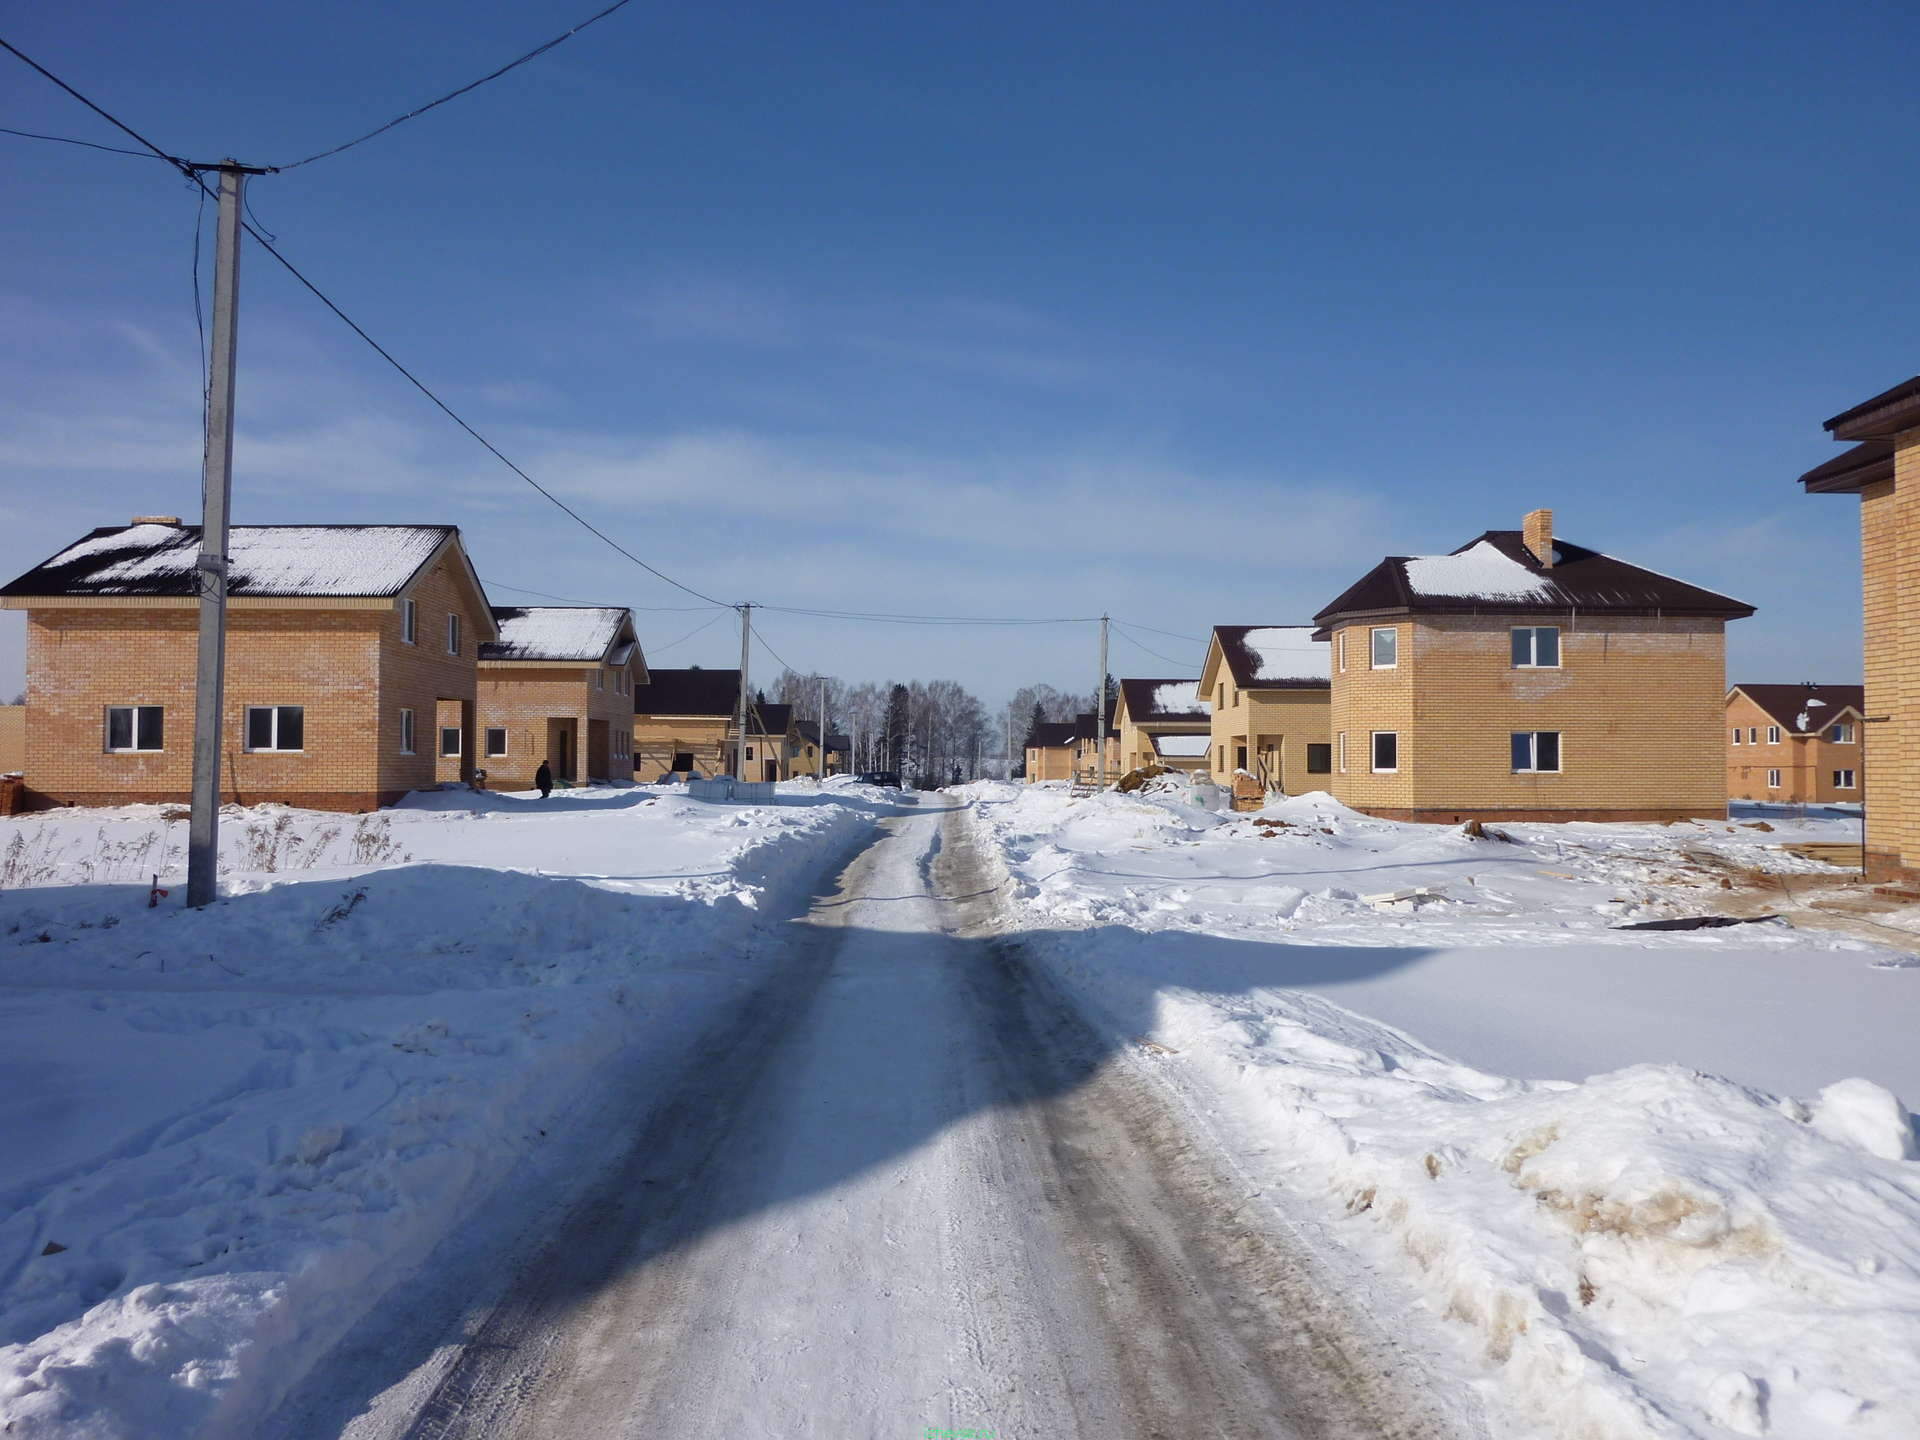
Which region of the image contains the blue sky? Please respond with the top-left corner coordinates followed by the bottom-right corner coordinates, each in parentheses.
top-left (2, 0), bottom-right (1913, 704)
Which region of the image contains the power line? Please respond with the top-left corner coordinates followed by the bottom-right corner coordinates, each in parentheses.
top-left (0, 124), bottom-right (173, 160)
top-left (481, 576), bottom-right (723, 611)
top-left (647, 609), bottom-right (731, 656)
top-left (1111, 624), bottom-right (1192, 669)
top-left (0, 39), bottom-right (196, 176)
top-left (1114, 618), bottom-right (1205, 645)
top-left (758, 603), bottom-right (1101, 626)
top-left (277, 0), bottom-right (639, 170)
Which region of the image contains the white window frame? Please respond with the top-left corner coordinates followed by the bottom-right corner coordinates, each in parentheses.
top-left (401, 597), bottom-right (417, 645)
top-left (446, 613), bottom-right (461, 656)
top-left (105, 704), bottom-right (164, 753)
top-left (1748, 727), bottom-right (1758, 744)
top-left (485, 726), bottom-right (509, 758)
top-left (440, 725), bottom-right (462, 758)
top-left (1337, 631), bottom-right (1347, 673)
top-left (243, 704), bottom-right (305, 753)
top-left (1833, 769), bottom-right (1857, 790)
top-left (1511, 730), bottom-right (1562, 774)
top-left (1370, 730), bottom-right (1399, 774)
top-left (1337, 731), bottom-right (1347, 773)
top-left (1511, 625), bottom-right (1561, 669)
top-left (594, 669), bottom-right (605, 691)
top-left (1766, 725), bottom-right (1781, 745)
top-left (1369, 626), bottom-right (1398, 670)
top-left (1731, 727), bottom-right (1742, 746)
top-left (1830, 722), bottom-right (1855, 744)
top-left (1766, 769), bottom-right (1781, 789)
top-left (399, 708), bottom-right (416, 755)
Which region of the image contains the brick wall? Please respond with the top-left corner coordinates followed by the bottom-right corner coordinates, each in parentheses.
top-left (0, 705), bottom-right (22, 774)
top-left (1329, 612), bottom-right (1730, 822)
top-left (375, 553), bottom-right (486, 797)
top-left (1026, 744), bottom-right (1073, 781)
top-left (1208, 687), bottom-right (1331, 791)
top-left (478, 662), bottom-right (640, 789)
top-left (1860, 440), bottom-right (1920, 881)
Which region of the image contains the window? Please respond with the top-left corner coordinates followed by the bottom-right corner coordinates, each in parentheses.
top-left (399, 708), bottom-right (416, 755)
top-left (1731, 728), bottom-right (1742, 746)
top-left (401, 598), bottom-right (417, 644)
top-left (1337, 632), bottom-right (1347, 673)
top-left (594, 670), bottom-right (604, 691)
top-left (244, 705), bottom-right (304, 752)
top-left (1511, 731), bottom-right (1562, 773)
top-left (1830, 722), bottom-right (1855, 744)
top-left (745, 745), bottom-right (754, 760)
top-left (1337, 732), bottom-right (1347, 773)
top-left (672, 751), bottom-right (694, 772)
top-left (1370, 627), bottom-right (1397, 669)
top-left (1306, 743), bottom-right (1332, 774)
top-left (1370, 731), bottom-right (1399, 773)
top-left (1767, 769), bottom-right (1781, 789)
top-left (1235, 744), bottom-right (1248, 770)
top-left (446, 613), bottom-right (461, 655)
top-left (1748, 727), bottom-right (1757, 744)
top-left (485, 727), bottom-right (508, 757)
top-left (1766, 725), bottom-right (1781, 745)
top-left (1511, 626), bottom-right (1560, 668)
top-left (440, 726), bottom-right (462, 758)
top-left (105, 705), bottom-right (164, 752)
top-left (1217, 747), bottom-right (1226, 771)
top-left (1834, 769), bottom-right (1857, 790)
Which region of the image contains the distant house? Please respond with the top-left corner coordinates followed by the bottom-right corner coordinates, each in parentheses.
top-left (1148, 732), bottom-right (1210, 774)
top-left (0, 519), bottom-right (496, 812)
top-left (1313, 509), bottom-right (1753, 823)
top-left (1024, 720), bottom-right (1078, 782)
top-left (1070, 710), bottom-right (1120, 782)
top-left (1725, 684), bottom-right (1864, 805)
top-left (477, 606), bottom-right (645, 789)
top-left (633, 667), bottom-right (739, 780)
top-left (1799, 376), bottom-right (1919, 887)
top-left (792, 720), bottom-right (851, 778)
top-left (1113, 680), bottom-right (1210, 774)
top-left (1198, 626), bottom-right (1331, 796)
top-left (745, 702), bottom-right (800, 782)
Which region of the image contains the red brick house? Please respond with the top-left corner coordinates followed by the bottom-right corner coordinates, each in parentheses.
top-left (477, 606), bottom-right (646, 789)
top-left (1725, 684), bottom-right (1864, 805)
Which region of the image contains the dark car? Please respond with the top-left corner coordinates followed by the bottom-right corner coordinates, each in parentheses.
top-left (855, 771), bottom-right (902, 788)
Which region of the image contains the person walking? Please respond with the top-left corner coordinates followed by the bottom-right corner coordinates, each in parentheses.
top-left (535, 759), bottom-right (553, 800)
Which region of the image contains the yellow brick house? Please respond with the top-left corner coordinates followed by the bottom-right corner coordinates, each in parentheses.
top-left (1198, 626), bottom-right (1332, 797)
top-left (1313, 510), bottom-right (1753, 824)
top-left (1113, 680), bottom-right (1210, 774)
top-left (477, 606), bottom-right (646, 789)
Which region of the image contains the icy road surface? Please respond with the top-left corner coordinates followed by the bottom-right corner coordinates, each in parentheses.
top-left (284, 800), bottom-right (1472, 1440)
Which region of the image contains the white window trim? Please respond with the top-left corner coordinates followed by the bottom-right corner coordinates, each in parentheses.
top-left (1511, 730), bottom-right (1563, 774)
top-left (1369, 627), bottom-right (1398, 670)
top-left (1833, 769), bottom-right (1857, 790)
top-left (440, 725), bottom-right (463, 759)
top-left (1337, 731), bottom-right (1347, 773)
top-left (1766, 769), bottom-right (1781, 789)
top-left (1370, 730), bottom-right (1399, 774)
top-left (1831, 723), bottom-right (1856, 744)
top-left (401, 597), bottom-right (417, 645)
top-left (446, 613), bottom-right (461, 656)
top-left (1731, 728), bottom-right (1742, 745)
top-left (1766, 725), bottom-right (1781, 745)
top-left (104, 704), bottom-right (164, 753)
top-left (399, 708), bottom-right (416, 755)
top-left (1512, 625), bottom-right (1561, 669)
top-left (243, 704), bottom-right (305, 753)
top-left (485, 726), bottom-right (509, 758)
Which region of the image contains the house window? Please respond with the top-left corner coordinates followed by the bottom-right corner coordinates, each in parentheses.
top-left (1511, 626), bottom-right (1560, 668)
top-left (105, 705), bottom-right (164, 753)
top-left (745, 745), bottom-right (754, 760)
top-left (1767, 769), bottom-right (1781, 789)
top-left (1834, 769), bottom-right (1857, 789)
top-left (1306, 743), bottom-right (1331, 774)
top-left (1370, 627), bottom-right (1398, 669)
top-left (1748, 727), bottom-right (1757, 744)
top-left (1216, 747), bottom-right (1226, 771)
top-left (399, 708), bottom-right (416, 755)
top-left (485, 727), bottom-right (508, 757)
top-left (401, 598), bottom-right (417, 644)
top-left (1830, 722), bottom-right (1855, 743)
top-left (446, 613), bottom-right (461, 655)
top-left (1731, 728), bottom-right (1742, 746)
top-left (244, 705), bottom-right (304, 752)
top-left (1337, 732), bottom-right (1347, 773)
top-left (1337, 632), bottom-right (1347, 672)
top-left (594, 670), bottom-right (604, 691)
top-left (1766, 725), bottom-right (1781, 745)
top-left (1370, 731), bottom-right (1399, 773)
top-left (1511, 731), bottom-right (1562, 773)
top-left (1235, 744), bottom-right (1248, 770)
top-left (440, 726), bottom-right (462, 758)
top-left (672, 752), bottom-right (694, 772)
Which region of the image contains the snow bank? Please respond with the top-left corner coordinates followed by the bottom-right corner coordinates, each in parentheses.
top-left (960, 783), bottom-right (1920, 1438)
top-left (0, 787), bottom-right (876, 1438)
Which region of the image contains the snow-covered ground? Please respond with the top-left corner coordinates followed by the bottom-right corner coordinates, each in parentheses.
top-left (0, 781), bottom-right (890, 1439)
top-left (961, 779), bottom-right (1920, 1440)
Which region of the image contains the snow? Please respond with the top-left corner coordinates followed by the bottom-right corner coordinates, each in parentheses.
top-left (1151, 733), bottom-right (1210, 757)
top-left (1241, 626), bottom-right (1328, 683)
top-left (21, 525), bottom-right (450, 597)
top-left (0, 783), bottom-right (888, 1438)
top-left (960, 781), bottom-right (1920, 1440)
top-left (1404, 538), bottom-right (1554, 601)
top-left (483, 605), bottom-right (627, 661)
top-left (1146, 681), bottom-right (1207, 715)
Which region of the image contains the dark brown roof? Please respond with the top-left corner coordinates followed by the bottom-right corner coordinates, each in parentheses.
top-left (1730, 684), bottom-right (1865, 734)
top-left (1314, 530), bottom-right (1753, 626)
top-left (1117, 679), bottom-right (1207, 723)
top-left (634, 667), bottom-right (740, 717)
top-left (1070, 711), bottom-right (1119, 741)
top-left (1210, 626), bottom-right (1331, 690)
top-left (1799, 440), bottom-right (1895, 495)
top-left (1826, 376), bottom-right (1920, 441)
top-left (750, 703), bottom-right (792, 736)
top-left (1027, 721), bottom-right (1078, 749)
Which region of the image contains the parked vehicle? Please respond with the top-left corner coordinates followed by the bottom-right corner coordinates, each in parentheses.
top-left (855, 771), bottom-right (902, 788)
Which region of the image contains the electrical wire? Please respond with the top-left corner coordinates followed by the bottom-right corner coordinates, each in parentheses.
top-left (0, 124), bottom-right (174, 160)
top-left (481, 577), bottom-right (723, 611)
top-left (1113, 618), bottom-right (1206, 644)
top-left (646, 609), bottom-right (731, 655)
top-left (0, 40), bottom-right (196, 177)
top-left (758, 603), bottom-right (1100, 626)
top-left (276, 0), bottom-right (639, 170)
top-left (191, 186), bottom-right (210, 510)
top-left (1111, 624), bottom-right (1193, 669)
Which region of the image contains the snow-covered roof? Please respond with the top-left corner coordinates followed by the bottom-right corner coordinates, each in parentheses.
top-left (1118, 677), bottom-right (1210, 723)
top-left (1402, 540), bottom-right (1554, 602)
top-left (1, 523), bottom-right (458, 599)
top-left (482, 606), bottom-right (632, 663)
top-left (1242, 627), bottom-right (1329, 683)
top-left (1152, 734), bottom-right (1211, 757)
top-left (1151, 681), bottom-right (1202, 713)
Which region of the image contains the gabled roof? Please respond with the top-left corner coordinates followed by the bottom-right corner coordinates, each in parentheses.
top-left (1027, 721), bottom-right (1078, 749)
top-left (1799, 440), bottom-right (1895, 495)
top-left (1209, 626), bottom-right (1330, 690)
top-left (635, 667), bottom-right (740, 717)
top-left (1071, 711), bottom-right (1118, 742)
top-left (481, 606), bottom-right (635, 663)
top-left (1314, 530), bottom-right (1753, 625)
top-left (1117, 678), bottom-right (1209, 723)
top-left (2, 523), bottom-right (463, 600)
top-left (1152, 733), bottom-right (1211, 758)
top-left (750, 703), bottom-right (792, 737)
top-left (1729, 683), bottom-right (1865, 735)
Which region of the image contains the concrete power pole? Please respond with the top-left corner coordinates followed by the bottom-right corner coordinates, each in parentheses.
top-left (1096, 613), bottom-right (1110, 789)
top-left (733, 603), bottom-right (752, 779)
top-left (1004, 702), bottom-right (1012, 781)
top-left (818, 675), bottom-right (827, 779)
top-left (187, 164), bottom-right (256, 908)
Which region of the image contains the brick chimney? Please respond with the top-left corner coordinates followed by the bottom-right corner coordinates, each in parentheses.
top-left (1523, 508), bottom-right (1554, 568)
top-left (131, 515), bottom-right (182, 526)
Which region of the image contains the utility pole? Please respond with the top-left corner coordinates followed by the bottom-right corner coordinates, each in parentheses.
top-left (733, 603), bottom-right (752, 779)
top-left (1005, 702), bottom-right (1012, 780)
top-left (1096, 613), bottom-right (1110, 789)
top-left (187, 163), bottom-right (263, 908)
top-left (818, 675), bottom-right (827, 779)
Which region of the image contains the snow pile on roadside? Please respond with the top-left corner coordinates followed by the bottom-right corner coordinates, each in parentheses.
top-left (960, 782), bottom-right (1920, 1439)
top-left (0, 787), bottom-right (875, 1439)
